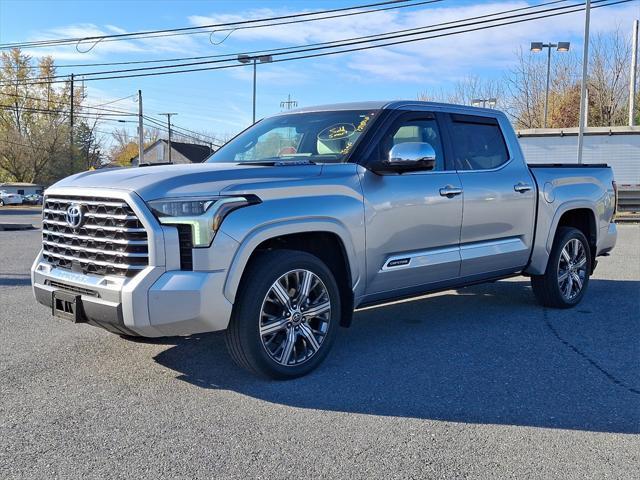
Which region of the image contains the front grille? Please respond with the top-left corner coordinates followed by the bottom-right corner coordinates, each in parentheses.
top-left (42, 196), bottom-right (149, 277)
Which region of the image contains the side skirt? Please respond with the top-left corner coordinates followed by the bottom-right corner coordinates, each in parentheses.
top-left (355, 268), bottom-right (522, 310)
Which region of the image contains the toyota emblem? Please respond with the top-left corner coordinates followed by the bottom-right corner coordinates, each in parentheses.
top-left (65, 204), bottom-right (84, 228)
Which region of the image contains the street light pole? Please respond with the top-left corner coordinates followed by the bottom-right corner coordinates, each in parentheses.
top-left (544, 44), bottom-right (552, 127)
top-left (238, 54), bottom-right (273, 124)
top-left (577, 0), bottom-right (591, 165)
top-left (252, 59), bottom-right (257, 124)
top-left (531, 41), bottom-right (570, 128)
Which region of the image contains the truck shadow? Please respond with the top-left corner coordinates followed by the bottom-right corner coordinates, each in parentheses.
top-left (153, 278), bottom-right (640, 434)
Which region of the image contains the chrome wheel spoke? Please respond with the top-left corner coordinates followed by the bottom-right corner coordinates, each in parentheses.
top-left (279, 328), bottom-right (297, 365)
top-left (558, 270), bottom-right (570, 283)
top-left (303, 300), bottom-right (330, 318)
top-left (298, 270), bottom-right (313, 304)
top-left (561, 248), bottom-right (571, 264)
top-left (571, 271), bottom-right (583, 290)
top-left (260, 317), bottom-right (288, 336)
top-left (574, 256), bottom-right (587, 269)
top-left (299, 323), bottom-right (320, 351)
top-left (272, 281), bottom-right (292, 310)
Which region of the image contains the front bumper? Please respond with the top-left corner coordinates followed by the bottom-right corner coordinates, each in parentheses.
top-left (31, 187), bottom-right (236, 337)
top-left (32, 259), bottom-right (233, 337)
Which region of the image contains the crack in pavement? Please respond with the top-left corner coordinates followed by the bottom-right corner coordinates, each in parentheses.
top-left (543, 308), bottom-right (640, 396)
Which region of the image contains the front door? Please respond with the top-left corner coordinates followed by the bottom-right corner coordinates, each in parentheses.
top-left (359, 111), bottom-right (463, 296)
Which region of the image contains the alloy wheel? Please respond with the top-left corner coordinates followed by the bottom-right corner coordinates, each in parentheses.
top-left (259, 269), bottom-right (331, 366)
top-left (557, 238), bottom-right (588, 301)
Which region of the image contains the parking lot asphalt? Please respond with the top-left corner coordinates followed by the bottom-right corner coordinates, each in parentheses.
top-left (0, 221), bottom-right (638, 479)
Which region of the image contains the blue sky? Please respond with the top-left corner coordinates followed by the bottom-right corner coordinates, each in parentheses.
top-left (1, 0), bottom-right (638, 147)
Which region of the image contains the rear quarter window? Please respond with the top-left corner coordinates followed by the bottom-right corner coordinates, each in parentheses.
top-left (450, 115), bottom-right (509, 171)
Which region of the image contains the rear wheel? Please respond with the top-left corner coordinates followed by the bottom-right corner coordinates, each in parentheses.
top-left (225, 249), bottom-right (340, 379)
top-left (0, 199), bottom-right (4, 207)
top-left (531, 227), bottom-right (591, 308)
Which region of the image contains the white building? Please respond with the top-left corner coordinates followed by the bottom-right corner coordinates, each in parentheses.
top-left (0, 182), bottom-right (44, 195)
top-left (517, 126), bottom-right (640, 187)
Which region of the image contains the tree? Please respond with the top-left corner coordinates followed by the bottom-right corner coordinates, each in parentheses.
top-left (0, 48), bottom-right (86, 183)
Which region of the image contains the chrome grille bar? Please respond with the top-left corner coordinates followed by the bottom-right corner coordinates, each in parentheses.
top-left (42, 229), bottom-right (148, 245)
top-left (43, 208), bottom-right (136, 221)
top-left (42, 251), bottom-right (146, 270)
top-left (43, 240), bottom-right (148, 258)
top-left (42, 219), bottom-right (145, 233)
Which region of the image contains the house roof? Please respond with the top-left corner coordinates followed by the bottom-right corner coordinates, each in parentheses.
top-left (0, 182), bottom-right (43, 187)
top-left (169, 141), bottom-right (213, 163)
top-left (131, 139), bottom-right (213, 163)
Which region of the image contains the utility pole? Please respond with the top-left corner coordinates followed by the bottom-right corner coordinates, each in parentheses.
top-left (630, 19), bottom-right (638, 127)
top-left (137, 90), bottom-right (144, 164)
top-left (159, 113), bottom-right (177, 163)
top-left (577, 0), bottom-right (591, 165)
top-left (69, 73), bottom-right (74, 163)
top-left (280, 94), bottom-right (298, 110)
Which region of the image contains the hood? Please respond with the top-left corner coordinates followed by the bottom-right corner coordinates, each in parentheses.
top-left (50, 162), bottom-right (323, 200)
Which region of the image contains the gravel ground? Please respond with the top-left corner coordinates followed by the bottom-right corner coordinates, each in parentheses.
top-left (0, 223), bottom-right (638, 479)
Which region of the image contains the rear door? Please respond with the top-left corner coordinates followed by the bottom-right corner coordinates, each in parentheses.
top-left (359, 110), bottom-right (463, 296)
top-left (445, 113), bottom-right (536, 277)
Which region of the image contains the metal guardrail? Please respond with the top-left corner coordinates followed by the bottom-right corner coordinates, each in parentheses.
top-left (618, 188), bottom-right (640, 212)
top-left (616, 188), bottom-right (640, 222)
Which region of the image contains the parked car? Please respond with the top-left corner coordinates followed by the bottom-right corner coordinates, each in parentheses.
top-left (31, 101), bottom-right (618, 379)
top-left (0, 190), bottom-right (23, 206)
top-left (23, 194), bottom-right (43, 205)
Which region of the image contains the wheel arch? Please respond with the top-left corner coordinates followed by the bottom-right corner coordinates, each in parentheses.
top-left (538, 202), bottom-right (598, 274)
top-left (222, 219), bottom-right (360, 327)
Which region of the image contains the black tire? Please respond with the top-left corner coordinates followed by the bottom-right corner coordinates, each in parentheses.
top-left (225, 249), bottom-right (341, 380)
top-left (531, 227), bottom-right (591, 308)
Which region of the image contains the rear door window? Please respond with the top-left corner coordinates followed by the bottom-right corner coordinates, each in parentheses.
top-left (450, 115), bottom-right (509, 170)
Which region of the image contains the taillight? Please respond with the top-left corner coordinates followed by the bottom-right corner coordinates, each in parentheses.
top-left (612, 181), bottom-right (618, 217)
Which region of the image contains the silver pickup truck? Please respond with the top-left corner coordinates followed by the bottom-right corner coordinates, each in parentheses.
top-left (32, 101), bottom-right (618, 379)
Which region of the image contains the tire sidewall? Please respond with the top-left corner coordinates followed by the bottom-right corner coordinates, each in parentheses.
top-left (548, 228), bottom-right (591, 307)
top-left (232, 250), bottom-right (341, 379)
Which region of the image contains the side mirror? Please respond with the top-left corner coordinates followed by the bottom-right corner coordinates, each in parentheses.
top-left (384, 142), bottom-right (437, 172)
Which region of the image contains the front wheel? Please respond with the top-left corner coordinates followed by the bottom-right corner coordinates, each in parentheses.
top-left (531, 227), bottom-right (591, 308)
top-left (225, 249), bottom-right (340, 379)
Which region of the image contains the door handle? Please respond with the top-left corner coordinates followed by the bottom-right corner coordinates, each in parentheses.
top-left (514, 182), bottom-right (532, 193)
top-left (439, 185), bottom-right (463, 197)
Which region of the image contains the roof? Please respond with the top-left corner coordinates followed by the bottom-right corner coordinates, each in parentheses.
top-left (169, 141), bottom-right (213, 163)
top-left (0, 182), bottom-right (43, 187)
top-left (131, 139), bottom-right (213, 163)
top-left (277, 100), bottom-right (504, 116)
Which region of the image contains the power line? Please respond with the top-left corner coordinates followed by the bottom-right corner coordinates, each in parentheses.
top-left (8, 0), bottom-right (575, 81)
top-left (0, 0), bottom-right (438, 50)
top-left (0, 0), bottom-right (624, 87)
top-left (1, 0), bottom-right (633, 85)
top-left (20, 0), bottom-right (571, 71)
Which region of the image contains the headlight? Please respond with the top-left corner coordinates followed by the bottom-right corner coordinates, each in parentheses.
top-left (147, 196), bottom-right (255, 247)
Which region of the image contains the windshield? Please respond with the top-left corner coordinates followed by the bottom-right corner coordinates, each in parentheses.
top-left (208, 110), bottom-right (379, 164)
